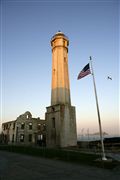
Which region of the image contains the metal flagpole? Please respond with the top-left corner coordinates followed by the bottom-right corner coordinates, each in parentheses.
top-left (89, 56), bottom-right (107, 160)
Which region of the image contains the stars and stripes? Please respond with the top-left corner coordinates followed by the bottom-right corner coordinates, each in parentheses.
top-left (77, 63), bottom-right (91, 80)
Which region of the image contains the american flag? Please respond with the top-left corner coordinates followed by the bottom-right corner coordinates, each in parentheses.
top-left (77, 63), bottom-right (91, 80)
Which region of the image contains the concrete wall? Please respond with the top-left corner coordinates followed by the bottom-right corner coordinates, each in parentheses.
top-left (51, 32), bottom-right (71, 105)
top-left (2, 121), bottom-right (16, 143)
top-left (46, 104), bottom-right (77, 148)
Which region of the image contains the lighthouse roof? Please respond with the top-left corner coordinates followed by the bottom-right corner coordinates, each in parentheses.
top-left (51, 31), bottom-right (68, 41)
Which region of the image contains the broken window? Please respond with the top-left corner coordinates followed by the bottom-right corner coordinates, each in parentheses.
top-left (29, 123), bottom-right (32, 130)
top-left (13, 123), bottom-right (15, 129)
top-left (21, 123), bottom-right (25, 129)
top-left (28, 134), bottom-right (32, 142)
top-left (43, 124), bottom-right (46, 131)
top-left (12, 134), bottom-right (14, 142)
top-left (20, 134), bottom-right (24, 142)
top-left (38, 124), bottom-right (41, 130)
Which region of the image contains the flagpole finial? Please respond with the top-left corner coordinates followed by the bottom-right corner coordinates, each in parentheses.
top-left (90, 56), bottom-right (92, 60)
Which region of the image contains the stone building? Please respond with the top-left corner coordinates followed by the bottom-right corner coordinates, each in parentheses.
top-left (2, 111), bottom-right (46, 146)
top-left (46, 31), bottom-right (77, 148)
top-left (1, 120), bottom-right (16, 144)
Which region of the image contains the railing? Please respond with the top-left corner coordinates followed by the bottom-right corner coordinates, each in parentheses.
top-left (51, 32), bottom-right (68, 41)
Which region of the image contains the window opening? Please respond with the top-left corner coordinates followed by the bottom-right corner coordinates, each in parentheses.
top-left (28, 134), bottom-right (32, 142)
top-left (52, 118), bottom-right (55, 128)
top-left (29, 123), bottom-right (32, 130)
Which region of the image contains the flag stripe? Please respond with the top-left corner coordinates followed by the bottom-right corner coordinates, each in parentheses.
top-left (77, 63), bottom-right (91, 80)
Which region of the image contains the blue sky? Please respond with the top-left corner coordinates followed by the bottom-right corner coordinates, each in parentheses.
top-left (0, 0), bottom-right (119, 136)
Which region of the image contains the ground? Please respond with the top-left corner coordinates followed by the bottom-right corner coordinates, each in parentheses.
top-left (0, 151), bottom-right (120, 180)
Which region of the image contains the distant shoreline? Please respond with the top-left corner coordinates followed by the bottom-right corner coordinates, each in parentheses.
top-left (77, 134), bottom-right (120, 142)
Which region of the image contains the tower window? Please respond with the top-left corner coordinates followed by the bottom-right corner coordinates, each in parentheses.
top-left (53, 69), bottom-right (55, 74)
top-left (52, 118), bottom-right (55, 128)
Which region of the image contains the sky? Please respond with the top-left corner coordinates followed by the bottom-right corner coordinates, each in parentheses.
top-left (0, 0), bottom-right (119, 136)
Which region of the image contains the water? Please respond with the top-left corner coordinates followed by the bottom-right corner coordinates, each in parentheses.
top-left (77, 134), bottom-right (119, 142)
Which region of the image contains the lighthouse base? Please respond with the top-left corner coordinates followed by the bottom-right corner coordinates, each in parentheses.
top-left (45, 104), bottom-right (77, 148)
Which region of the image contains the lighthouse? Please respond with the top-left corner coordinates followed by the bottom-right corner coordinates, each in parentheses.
top-left (46, 31), bottom-right (77, 147)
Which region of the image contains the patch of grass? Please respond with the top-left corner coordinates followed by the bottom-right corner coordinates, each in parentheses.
top-left (0, 145), bottom-right (119, 170)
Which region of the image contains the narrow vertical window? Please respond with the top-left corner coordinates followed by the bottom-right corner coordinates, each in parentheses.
top-left (64, 57), bottom-right (66, 63)
top-left (43, 124), bottom-right (46, 131)
top-left (38, 124), bottom-right (41, 130)
top-left (20, 134), bottom-right (24, 142)
top-left (52, 118), bottom-right (55, 128)
top-left (12, 134), bottom-right (14, 142)
top-left (13, 122), bottom-right (15, 129)
top-left (28, 134), bottom-right (32, 142)
top-left (21, 123), bottom-right (25, 129)
top-left (29, 123), bottom-right (32, 130)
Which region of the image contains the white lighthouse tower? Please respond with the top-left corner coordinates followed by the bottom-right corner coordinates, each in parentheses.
top-left (46, 31), bottom-right (77, 147)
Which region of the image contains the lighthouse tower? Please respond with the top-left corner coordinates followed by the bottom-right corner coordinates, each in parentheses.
top-left (46, 31), bottom-right (77, 147)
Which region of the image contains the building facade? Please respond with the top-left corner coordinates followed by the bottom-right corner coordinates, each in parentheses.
top-left (1, 120), bottom-right (16, 144)
top-left (2, 111), bottom-right (46, 146)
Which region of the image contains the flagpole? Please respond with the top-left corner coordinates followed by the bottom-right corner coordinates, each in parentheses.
top-left (89, 56), bottom-right (107, 161)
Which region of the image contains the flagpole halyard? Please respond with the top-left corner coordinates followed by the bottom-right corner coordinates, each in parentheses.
top-left (89, 56), bottom-right (107, 161)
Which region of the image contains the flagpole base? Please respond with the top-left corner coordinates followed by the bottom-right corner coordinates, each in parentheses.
top-left (102, 157), bottom-right (107, 161)
top-left (95, 157), bottom-right (112, 162)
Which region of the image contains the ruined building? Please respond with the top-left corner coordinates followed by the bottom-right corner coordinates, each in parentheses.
top-left (2, 111), bottom-right (46, 146)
